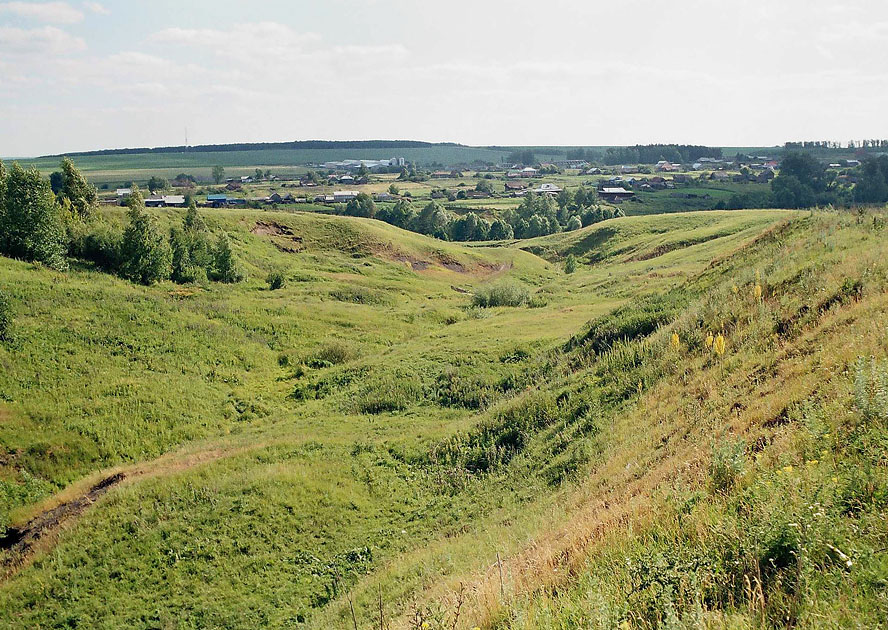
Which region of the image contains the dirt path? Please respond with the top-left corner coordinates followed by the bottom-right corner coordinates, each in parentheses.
top-left (0, 441), bottom-right (261, 582)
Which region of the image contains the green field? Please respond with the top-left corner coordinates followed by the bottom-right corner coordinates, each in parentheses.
top-left (2, 203), bottom-right (887, 629)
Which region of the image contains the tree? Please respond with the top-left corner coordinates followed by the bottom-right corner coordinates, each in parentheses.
top-left (412, 201), bottom-right (450, 238)
top-left (488, 218), bottom-right (514, 240)
top-left (49, 171), bottom-right (64, 194)
top-left (147, 176), bottom-right (169, 194)
top-left (254, 168), bottom-right (263, 181)
top-left (212, 233), bottom-right (245, 283)
top-left (58, 157), bottom-right (97, 220)
top-left (119, 187), bottom-right (172, 284)
top-left (171, 201), bottom-right (211, 283)
top-left (475, 179), bottom-right (493, 194)
top-left (357, 163), bottom-right (370, 179)
top-left (778, 152), bottom-right (827, 193)
top-left (853, 158), bottom-right (888, 204)
top-left (344, 192), bottom-right (376, 218)
top-left (564, 253), bottom-right (577, 274)
top-left (566, 215), bottom-right (583, 231)
top-left (0, 163), bottom-right (68, 270)
top-left (771, 174), bottom-right (815, 209)
top-left (388, 183), bottom-right (400, 196)
top-left (212, 165), bottom-right (225, 184)
top-left (377, 199), bottom-right (415, 228)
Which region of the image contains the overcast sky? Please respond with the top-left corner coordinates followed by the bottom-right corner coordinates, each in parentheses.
top-left (1, 0), bottom-right (886, 156)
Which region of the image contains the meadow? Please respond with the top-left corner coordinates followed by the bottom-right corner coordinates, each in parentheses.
top-left (1, 203), bottom-right (886, 629)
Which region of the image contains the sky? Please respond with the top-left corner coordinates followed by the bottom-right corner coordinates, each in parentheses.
top-left (1, 0), bottom-right (886, 156)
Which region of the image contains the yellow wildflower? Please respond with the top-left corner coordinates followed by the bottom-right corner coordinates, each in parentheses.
top-left (832, 476), bottom-right (838, 483)
top-left (807, 459), bottom-right (818, 466)
top-left (713, 333), bottom-right (726, 356)
top-left (753, 283), bottom-right (763, 300)
top-left (705, 333), bottom-right (714, 348)
top-left (732, 284), bottom-right (739, 295)
top-left (670, 332), bottom-right (680, 350)
top-left (782, 465), bottom-right (793, 473)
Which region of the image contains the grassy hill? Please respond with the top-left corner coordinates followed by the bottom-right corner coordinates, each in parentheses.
top-left (1, 206), bottom-right (886, 628)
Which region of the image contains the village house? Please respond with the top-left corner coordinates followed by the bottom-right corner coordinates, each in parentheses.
top-left (333, 190), bottom-right (359, 203)
top-left (520, 166), bottom-right (538, 178)
top-left (207, 194), bottom-right (229, 207)
top-left (144, 195), bottom-right (186, 208)
top-left (598, 187), bottom-right (634, 202)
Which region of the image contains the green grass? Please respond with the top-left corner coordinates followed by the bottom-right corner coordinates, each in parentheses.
top-left (1, 205), bottom-right (886, 629)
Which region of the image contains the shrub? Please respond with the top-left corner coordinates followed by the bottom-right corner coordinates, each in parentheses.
top-left (266, 270), bottom-right (285, 290)
top-left (306, 340), bottom-right (359, 368)
top-left (68, 221), bottom-right (122, 270)
top-left (472, 281), bottom-right (530, 308)
top-left (0, 290), bottom-right (11, 341)
top-left (854, 356), bottom-right (888, 422)
top-left (709, 438), bottom-right (746, 493)
top-left (564, 253), bottom-right (578, 274)
top-left (353, 373), bottom-right (422, 414)
top-left (329, 286), bottom-right (389, 305)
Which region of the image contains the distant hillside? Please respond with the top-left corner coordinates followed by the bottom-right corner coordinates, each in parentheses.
top-left (39, 140), bottom-right (462, 159)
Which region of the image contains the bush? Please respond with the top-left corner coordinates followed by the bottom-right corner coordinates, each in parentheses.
top-left (564, 253), bottom-right (577, 274)
top-left (305, 340), bottom-right (359, 368)
top-left (472, 281), bottom-right (530, 308)
top-left (854, 356), bottom-right (888, 422)
top-left (0, 290), bottom-right (11, 341)
top-left (266, 270), bottom-right (285, 290)
top-left (68, 221), bottom-right (122, 270)
top-left (709, 438), bottom-right (746, 493)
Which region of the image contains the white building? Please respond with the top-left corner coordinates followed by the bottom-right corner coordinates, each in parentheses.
top-left (333, 190), bottom-right (360, 202)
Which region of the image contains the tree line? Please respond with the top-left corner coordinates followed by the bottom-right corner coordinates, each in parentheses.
top-left (784, 140), bottom-right (888, 150)
top-left (339, 187), bottom-right (623, 242)
top-left (603, 144), bottom-right (723, 166)
top-left (44, 140), bottom-right (455, 159)
top-left (0, 159), bottom-right (243, 285)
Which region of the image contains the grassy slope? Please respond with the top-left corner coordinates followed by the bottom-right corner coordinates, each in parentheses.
top-left (1, 207), bottom-right (885, 628)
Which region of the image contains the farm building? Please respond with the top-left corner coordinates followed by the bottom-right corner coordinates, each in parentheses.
top-left (598, 187), bottom-right (634, 201)
top-left (333, 190), bottom-right (359, 202)
top-left (144, 195), bottom-right (186, 208)
top-left (116, 188), bottom-right (132, 198)
top-left (534, 183), bottom-right (562, 194)
top-left (520, 167), bottom-right (538, 178)
top-left (207, 194), bottom-right (229, 207)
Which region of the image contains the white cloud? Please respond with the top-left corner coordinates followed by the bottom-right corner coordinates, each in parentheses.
top-left (0, 25), bottom-right (86, 54)
top-left (0, 1), bottom-right (83, 24)
top-left (82, 1), bottom-right (108, 15)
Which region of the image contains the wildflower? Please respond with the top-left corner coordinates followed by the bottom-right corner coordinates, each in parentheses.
top-left (713, 333), bottom-right (726, 356)
top-left (620, 622), bottom-right (632, 630)
top-left (732, 284), bottom-right (739, 295)
top-left (782, 465), bottom-right (793, 473)
top-left (807, 459), bottom-right (818, 466)
top-left (705, 332), bottom-right (714, 348)
top-left (832, 476), bottom-right (838, 483)
top-left (753, 283), bottom-right (763, 300)
top-left (670, 332), bottom-right (680, 350)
